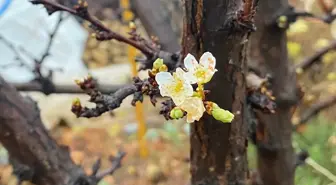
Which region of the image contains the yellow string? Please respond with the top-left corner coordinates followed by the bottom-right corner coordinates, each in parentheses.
top-left (122, 0), bottom-right (148, 158)
top-left (128, 45), bottom-right (148, 158)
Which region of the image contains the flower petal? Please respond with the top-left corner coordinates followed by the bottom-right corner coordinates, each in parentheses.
top-left (200, 52), bottom-right (216, 71)
top-left (184, 71), bottom-right (198, 84)
top-left (172, 95), bottom-right (187, 106)
top-left (184, 53), bottom-right (198, 72)
top-left (183, 82), bottom-right (194, 97)
top-left (203, 70), bottom-right (216, 84)
top-left (175, 68), bottom-right (187, 80)
top-left (155, 72), bottom-right (174, 85)
top-left (180, 97), bottom-right (205, 123)
top-left (158, 84), bottom-right (172, 97)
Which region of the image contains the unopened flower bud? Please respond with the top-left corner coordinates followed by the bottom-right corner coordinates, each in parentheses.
top-left (170, 108), bottom-right (184, 119)
top-left (159, 64), bottom-right (168, 72)
top-left (129, 22), bottom-right (136, 30)
top-left (74, 79), bottom-right (82, 86)
top-left (72, 98), bottom-right (81, 107)
top-left (153, 58), bottom-right (164, 69)
top-left (212, 108), bottom-right (234, 123)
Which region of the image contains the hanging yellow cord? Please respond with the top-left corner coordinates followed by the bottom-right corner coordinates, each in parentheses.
top-left (121, 0), bottom-right (148, 158)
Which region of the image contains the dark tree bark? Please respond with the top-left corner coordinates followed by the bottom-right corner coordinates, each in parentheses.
top-left (183, 1), bottom-right (253, 184)
top-left (0, 76), bottom-right (94, 185)
top-left (247, 0), bottom-right (300, 185)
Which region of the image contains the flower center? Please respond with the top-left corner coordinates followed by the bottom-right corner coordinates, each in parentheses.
top-left (174, 80), bottom-right (183, 92)
top-left (195, 67), bottom-right (206, 81)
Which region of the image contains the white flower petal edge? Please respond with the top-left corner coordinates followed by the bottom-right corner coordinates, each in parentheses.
top-left (155, 72), bottom-right (173, 86)
top-left (200, 51), bottom-right (217, 72)
top-left (184, 53), bottom-right (198, 72)
top-left (183, 52), bottom-right (218, 84)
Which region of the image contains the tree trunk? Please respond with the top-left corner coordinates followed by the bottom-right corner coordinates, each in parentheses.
top-left (0, 76), bottom-right (93, 185)
top-left (132, 0), bottom-right (181, 52)
top-left (247, 0), bottom-right (300, 185)
top-left (183, 1), bottom-right (253, 184)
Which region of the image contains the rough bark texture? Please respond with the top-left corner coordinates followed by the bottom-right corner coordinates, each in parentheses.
top-left (183, 1), bottom-right (250, 184)
top-left (247, 0), bottom-right (299, 185)
top-left (0, 76), bottom-right (93, 185)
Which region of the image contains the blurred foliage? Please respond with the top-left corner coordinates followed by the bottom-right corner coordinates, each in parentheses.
top-left (294, 116), bottom-right (336, 185)
top-left (247, 115), bottom-right (336, 185)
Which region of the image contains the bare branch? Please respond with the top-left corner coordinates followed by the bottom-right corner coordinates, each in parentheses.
top-left (272, 5), bottom-right (336, 28)
top-left (30, 0), bottom-right (180, 70)
top-left (71, 83), bottom-right (138, 117)
top-left (71, 75), bottom-right (160, 118)
top-left (13, 81), bottom-right (123, 94)
top-left (0, 35), bottom-right (32, 71)
top-left (38, 12), bottom-right (66, 64)
top-left (0, 12), bottom-right (67, 95)
top-left (0, 75), bottom-right (125, 185)
top-left (294, 95), bottom-right (336, 128)
top-left (94, 151), bottom-right (126, 181)
top-left (295, 40), bottom-right (336, 71)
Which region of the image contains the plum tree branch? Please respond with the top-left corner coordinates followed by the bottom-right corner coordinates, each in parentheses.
top-left (13, 81), bottom-right (123, 94)
top-left (295, 40), bottom-right (336, 71)
top-left (294, 95), bottom-right (336, 129)
top-left (0, 12), bottom-right (67, 95)
top-left (30, 0), bottom-right (180, 70)
top-left (0, 75), bottom-right (125, 185)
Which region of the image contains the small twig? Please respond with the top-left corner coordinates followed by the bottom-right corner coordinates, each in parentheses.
top-left (295, 40), bottom-right (336, 71)
top-left (71, 75), bottom-right (161, 118)
top-left (0, 12), bottom-right (67, 95)
top-left (29, 0), bottom-right (180, 70)
top-left (38, 12), bottom-right (66, 64)
top-left (72, 83), bottom-right (138, 118)
top-left (294, 95), bottom-right (336, 128)
top-left (0, 35), bottom-right (32, 71)
top-left (305, 157), bottom-right (336, 183)
top-left (92, 151), bottom-right (126, 182)
top-left (273, 5), bottom-right (336, 28)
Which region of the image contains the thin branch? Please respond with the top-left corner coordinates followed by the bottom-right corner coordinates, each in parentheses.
top-left (295, 40), bottom-right (336, 71)
top-left (30, 0), bottom-right (180, 70)
top-left (0, 12), bottom-right (67, 95)
top-left (0, 75), bottom-right (125, 185)
top-left (272, 5), bottom-right (336, 28)
top-left (13, 81), bottom-right (124, 94)
top-left (290, 11), bottom-right (336, 24)
top-left (94, 151), bottom-right (126, 181)
top-left (71, 75), bottom-right (161, 118)
top-left (38, 12), bottom-right (66, 64)
top-left (294, 95), bottom-right (336, 128)
top-left (0, 35), bottom-right (32, 71)
top-left (71, 83), bottom-right (138, 117)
